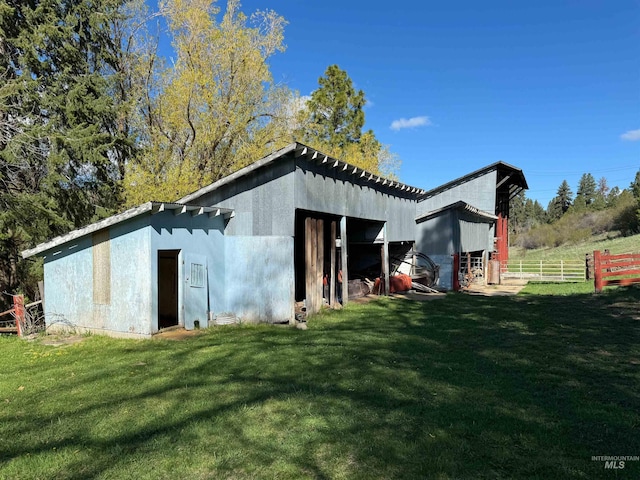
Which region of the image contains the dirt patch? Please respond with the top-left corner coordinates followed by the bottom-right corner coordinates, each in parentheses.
top-left (153, 327), bottom-right (207, 340)
top-left (391, 292), bottom-right (447, 302)
top-left (462, 279), bottom-right (528, 297)
top-left (39, 335), bottom-right (88, 347)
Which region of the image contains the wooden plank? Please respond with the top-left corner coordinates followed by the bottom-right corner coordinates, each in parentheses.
top-left (309, 218), bottom-right (318, 314)
top-left (13, 295), bottom-right (24, 337)
top-left (340, 216), bottom-right (348, 305)
top-left (600, 260), bottom-right (640, 270)
top-left (601, 253), bottom-right (640, 261)
top-left (305, 217), bottom-right (314, 314)
top-left (316, 219), bottom-right (324, 309)
top-left (605, 277), bottom-right (640, 287)
top-left (594, 250), bottom-right (603, 292)
top-left (382, 223), bottom-right (389, 295)
top-left (601, 268), bottom-right (640, 279)
top-left (330, 221), bottom-right (336, 306)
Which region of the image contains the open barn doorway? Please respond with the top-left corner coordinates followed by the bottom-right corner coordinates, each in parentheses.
top-left (295, 211), bottom-right (393, 312)
top-left (294, 210), bottom-right (341, 314)
top-left (158, 250), bottom-right (179, 329)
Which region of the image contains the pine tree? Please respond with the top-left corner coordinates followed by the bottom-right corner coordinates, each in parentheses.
top-left (630, 170), bottom-right (640, 200)
top-left (304, 65), bottom-right (366, 149)
top-left (297, 64), bottom-right (399, 176)
top-left (546, 180), bottom-right (573, 221)
top-left (556, 180), bottom-right (574, 213)
top-left (576, 173), bottom-right (596, 206)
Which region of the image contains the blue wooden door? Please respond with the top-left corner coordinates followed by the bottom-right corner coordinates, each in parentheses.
top-left (183, 253), bottom-right (208, 330)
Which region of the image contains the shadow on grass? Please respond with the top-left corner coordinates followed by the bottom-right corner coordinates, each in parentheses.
top-left (1, 285), bottom-right (639, 479)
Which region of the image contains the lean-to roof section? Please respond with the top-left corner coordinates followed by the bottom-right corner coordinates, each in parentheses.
top-left (178, 142), bottom-right (427, 205)
top-left (21, 202), bottom-right (234, 259)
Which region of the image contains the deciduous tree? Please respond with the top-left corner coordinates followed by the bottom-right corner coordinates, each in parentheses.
top-left (124, 0), bottom-right (291, 205)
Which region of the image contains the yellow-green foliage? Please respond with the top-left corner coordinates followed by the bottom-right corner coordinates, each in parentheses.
top-left (124, 0), bottom-right (292, 206)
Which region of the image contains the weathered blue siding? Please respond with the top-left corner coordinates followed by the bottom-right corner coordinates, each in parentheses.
top-left (107, 216), bottom-right (153, 335)
top-left (149, 212), bottom-right (226, 331)
top-left (224, 236), bottom-right (294, 323)
top-left (458, 212), bottom-right (494, 253)
top-left (415, 208), bottom-right (495, 290)
top-left (43, 216), bottom-right (153, 337)
top-left (43, 235), bottom-right (95, 332)
top-left (42, 211), bottom-right (227, 337)
top-left (188, 153), bottom-right (417, 242)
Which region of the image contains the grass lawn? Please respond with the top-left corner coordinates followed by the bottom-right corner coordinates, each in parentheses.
top-left (1, 284), bottom-right (639, 479)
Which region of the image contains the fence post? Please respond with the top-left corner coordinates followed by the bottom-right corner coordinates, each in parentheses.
top-left (560, 260), bottom-right (564, 281)
top-left (13, 295), bottom-right (25, 337)
top-left (593, 250), bottom-right (602, 293)
top-left (518, 260), bottom-right (522, 279)
top-left (540, 260), bottom-right (543, 278)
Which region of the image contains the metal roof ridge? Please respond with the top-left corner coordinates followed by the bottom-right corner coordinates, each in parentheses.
top-left (415, 200), bottom-right (498, 223)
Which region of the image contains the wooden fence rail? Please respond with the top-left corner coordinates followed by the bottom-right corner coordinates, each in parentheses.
top-left (593, 250), bottom-right (640, 293)
top-left (0, 295), bottom-right (24, 335)
top-left (503, 260), bottom-right (586, 282)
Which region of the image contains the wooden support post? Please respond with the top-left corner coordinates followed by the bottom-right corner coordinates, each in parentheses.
top-left (452, 253), bottom-right (460, 291)
top-left (13, 295), bottom-right (25, 337)
top-left (305, 217), bottom-right (326, 314)
top-left (340, 216), bottom-right (348, 305)
top-left (305, 218), bottom-right (315, 313)
top-left (330, 221), bottom-right (336, 306)
top-left (316, 219), bottom-right (324, 309)
top-left (594, 250), bottom-right (602, 293)
top-left (382, 223), bottom-right (389, 296)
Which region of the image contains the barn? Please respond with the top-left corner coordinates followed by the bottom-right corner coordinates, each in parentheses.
top-left (22, 142), bottom-right (527, 337)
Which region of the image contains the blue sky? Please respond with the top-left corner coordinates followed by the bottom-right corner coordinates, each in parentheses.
top-left (153, 0), bottom-right (640, 207)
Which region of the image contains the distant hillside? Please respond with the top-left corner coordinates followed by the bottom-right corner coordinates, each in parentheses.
top-left (509, 232), bottom-right (640, 262)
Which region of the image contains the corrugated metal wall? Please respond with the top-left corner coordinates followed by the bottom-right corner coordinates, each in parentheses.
top-left (417, 170), bottom-right (497, 216)
top-left (294, 158), bottom-right (416, 242)
top-left (192, 156), bottom-right (296, 236)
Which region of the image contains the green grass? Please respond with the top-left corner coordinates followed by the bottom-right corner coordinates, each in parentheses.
top-left (2, 285), bottom-right (640, 479)
top-left (510, 232), bottom-right (640, 262)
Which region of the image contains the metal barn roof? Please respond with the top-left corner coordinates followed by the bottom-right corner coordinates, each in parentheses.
top-left (178, 142), bottom-right (427, 204)
top-left (21, 202), bottom-right (234, 259)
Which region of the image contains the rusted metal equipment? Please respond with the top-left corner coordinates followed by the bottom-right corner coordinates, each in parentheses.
top-left (390, 250), bottom-right (440, 289)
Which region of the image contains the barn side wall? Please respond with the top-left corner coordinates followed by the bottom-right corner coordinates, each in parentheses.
top-left (149, 212), bottom-right (226, 332)
top-left (415, 208), bottom-right (495, 290)
top-left (294, 159), bottom-right (416, 242)
top-left (188, 156), bottom-right (296, 236)
top-left (458, 211), bottom-right (495, 253)
top-left (224, 236), bottom-right (294, 323)
top-left (43, 215), bottom-right (154, 338)
top-left (417, 170), bottom-right (497, 216)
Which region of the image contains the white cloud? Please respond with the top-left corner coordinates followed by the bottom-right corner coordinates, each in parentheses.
top-left (390, 116), bottom-right (432, 131)
top-left (620, 129), bottom-right (640, 141)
